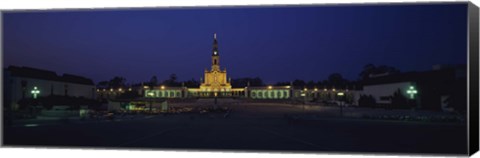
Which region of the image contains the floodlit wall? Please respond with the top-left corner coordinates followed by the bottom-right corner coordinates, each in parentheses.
top-left (5, 76), bottom-right (95, 110)
top-left (249, 89), bottom-right (290, 99)
top-left (145, 89), bottom-right (183, 98)
top-left (362, 82), bottom-right (414, 104)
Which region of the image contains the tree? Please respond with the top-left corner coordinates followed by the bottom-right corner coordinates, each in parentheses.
top-left (162, 73), bottom-right (181, 86)
top-left (359, 64), bottom-right (400, 80)
top-left (292, 79), bottom-right (306, 87)
top-left (149, 76), bottom-right (158, 87)
top-left (274, 81), bottom-right (290, 86)
top-left (184, 78), bottom-right (200, 88)
top-left (108, 76), bottom-right (126, 88)
top-left (390, 89), bottom-right (409, 109)
top-left (230, 77), bottom-right (265, 87)
top-left (328, 73), bottom-right (345, 87)
top-left (306, 80), bottom-right (316, 88)
top-left (359, 64), bottom-right (376, 80)
top-left (97, 81), bottom-right (109, 89)
top-left (250, 77), bottom-right (264, 86)
top-left (21, 80), bottom-right (27, 99)
top-left (169, 74), bottom-right (177, 83)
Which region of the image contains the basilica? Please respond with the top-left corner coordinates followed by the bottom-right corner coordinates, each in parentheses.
top-left (198, 33), bottom-right (233, 96)
top-left (142, 33), bottom-right (344, 100)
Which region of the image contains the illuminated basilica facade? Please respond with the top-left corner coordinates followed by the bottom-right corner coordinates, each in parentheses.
top-left (142, 33), bottom-right (352, 100)
top-left (199, 33), bottom-right (232, 94)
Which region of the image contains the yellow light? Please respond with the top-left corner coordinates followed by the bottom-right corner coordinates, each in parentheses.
top-left (143, 86), bottom-right (149, 89)
top-left (128, 88), bottom-right (132, 91)
top-left (268, 86), bottom-right (272, 89)
top-left (333, 89), bottom-right (336, 91)
top-left (314, 88), bottom-right (318, 91)
top-left (110, 88), bottom-right (113, 92)
top-left (161, 85), bottom-right (165, 90)
top-left (286, 86), bottom-right (290, 88)
top-left (324, 88), bottom-right (327, 91)
top-left (337, 92), bottom-right (344, 96)
top-left (118, 88), bottom-right (122, 91)
top-left (304, 88), bottom-right (307, 91)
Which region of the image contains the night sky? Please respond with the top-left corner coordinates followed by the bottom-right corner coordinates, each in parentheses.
top-left (3, 3), bottom-right (468, 84)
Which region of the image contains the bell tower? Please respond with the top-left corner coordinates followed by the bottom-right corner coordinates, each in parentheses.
top-left (211, 33), bottom-right (220, 71)
top-left (200, 33), bottom-right (232, 93)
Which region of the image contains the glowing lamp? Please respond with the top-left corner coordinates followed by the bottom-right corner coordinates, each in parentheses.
top-left (31, 86), bottom-right (40, 99)
top-left (406, 86), bottom-right (418, 99)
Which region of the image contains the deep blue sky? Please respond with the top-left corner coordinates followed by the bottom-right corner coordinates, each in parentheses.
top-left (3, 4), bottom-right (468, 84)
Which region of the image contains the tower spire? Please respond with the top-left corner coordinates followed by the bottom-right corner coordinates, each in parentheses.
top-left (211, 33), bottom-right (220, 71)
top-left (212, 33), bottom-right (219, 56)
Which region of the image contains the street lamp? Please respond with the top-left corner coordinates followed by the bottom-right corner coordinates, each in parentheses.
top-left (31, 86), bottom-right (40, 99)
top-left (337, 92), bottom-right (345, 117)
top-left (406, 86), bottom-right (418, 99)
top-left (147, 91), bottom-right (154, 113)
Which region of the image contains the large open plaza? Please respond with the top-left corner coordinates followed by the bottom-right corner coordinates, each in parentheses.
top-left (4, 99), bottom-right (467, 154)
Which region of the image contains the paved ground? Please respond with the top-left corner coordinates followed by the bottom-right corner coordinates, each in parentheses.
top-left (3, 99), bottom-right (467, 155)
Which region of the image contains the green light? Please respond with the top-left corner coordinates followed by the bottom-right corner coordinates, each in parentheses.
top-left (147, 92), bottom-right (155, 97)
top-left (31, 86), bottom-right (40, 99)
top-left (406, 86), bottom-right (418, 99)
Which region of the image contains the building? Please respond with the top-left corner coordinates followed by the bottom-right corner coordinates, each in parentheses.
top-left (144, 33), bottom-right (246, 99)
top-left (3, 66), bottom-right (96, 111)
top-left (137, 33), bottom-right (362, 102)
top-left (199, 33), bottom-right (232, 95)
top-left (359, 65), bottom-right (466, 111)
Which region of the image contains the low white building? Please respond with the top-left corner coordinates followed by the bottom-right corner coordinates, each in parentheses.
top-left (362, 82), bottom-right (415, 104)
top-left (358, 65), bottom-right (466, 110)
top-left (4, 66), bottom-right (96, 111)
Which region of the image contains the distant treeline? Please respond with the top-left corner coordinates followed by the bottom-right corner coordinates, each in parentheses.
top-left (96, 64), bottom-right (400, 89)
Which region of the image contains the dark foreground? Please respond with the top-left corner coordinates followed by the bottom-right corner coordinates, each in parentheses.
top-left (3, 102), bottom-right (467, 155)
